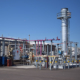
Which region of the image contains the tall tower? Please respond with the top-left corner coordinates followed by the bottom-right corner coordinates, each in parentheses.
top-left (57, 8), bottom-right (71, 56)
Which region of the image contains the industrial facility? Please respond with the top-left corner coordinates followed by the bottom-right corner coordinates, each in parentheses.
top-left (0, 8), bottom-right (80, 70)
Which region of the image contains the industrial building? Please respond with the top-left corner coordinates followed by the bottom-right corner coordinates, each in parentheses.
top-left (0, 8), bottom-right (80, 70)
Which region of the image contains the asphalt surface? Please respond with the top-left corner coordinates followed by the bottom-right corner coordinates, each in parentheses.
top-left (0, 67), bottom-right (80, 80)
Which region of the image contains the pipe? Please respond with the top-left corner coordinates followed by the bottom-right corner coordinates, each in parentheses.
top-left (15, 40), bottom-right (17, 50)
top-left (70, 42), bottom-right (72, 62)
top-left (38, 41), bottom-right (39, 55)
top-left (40, 41), bottom-right (42, 55)
top-left (75, 43), bottom-right (77, 61)
top-left (35, 41), bottom-right (36, 55)
top-left (0, 37), bottom-right (60, 42)
top-left (51, 40), bottom-right (52, 56)
top-left (36, 43), bottom-right (37, 56)
top-left (57, 44), bottom-right (59, 55)
top-left (47, 44), bottom-right (49, 55)
top-left (2, 39), bottom-right (5, 56)
top-left (23, 41), bottom-right (25, 65)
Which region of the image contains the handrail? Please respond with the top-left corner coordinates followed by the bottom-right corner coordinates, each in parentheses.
top-left (57, 12), bottom-right (71, 18)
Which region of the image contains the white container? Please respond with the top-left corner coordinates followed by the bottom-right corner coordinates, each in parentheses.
top-left (13, 49), bottom-right (20, 60)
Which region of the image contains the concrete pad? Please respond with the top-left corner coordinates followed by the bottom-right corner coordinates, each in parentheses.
top-left (10, 65), bottom-right (36, 69)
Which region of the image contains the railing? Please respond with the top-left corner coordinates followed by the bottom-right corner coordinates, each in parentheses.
top-left (57, 12), bottom-right (71, 18)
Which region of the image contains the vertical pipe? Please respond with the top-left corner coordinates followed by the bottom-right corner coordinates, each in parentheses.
top-left (40, 41), bottom-right (42, 55)
top-left (33, 44), bottom-right (35, 55)
top-left (75, 43), bottom-right (77, 61)
top-left (67, 42), bottom-right (68, 55)
top-left (55, 58), bottom-right (57, 69)
top-left (41, 41), bottom-right (42, 55)
top-left (39, 57), bottom-right (41, 70)
top-left (45, 59), bottom-right (47, 69)
top-left (2, 38), bottom-right (5, 56)
top-left (43, 41), bottom-right (44, 51)
top-left (75, 43), bottom-right (77, 67)
top-left (47, 44), bottom-right (48, 55)
top-left (36, 43), bottom-right (37, 56)
top-left (38, 41), bottom-right (39, 55)
top-left (24, 42), bottom-right (26, 55)
top-left (23, 41), bottom-right (26, 65)
top-left (44, 45), bottom-right (46, 53)
top-left (70, 42), bottom-right (72, 62)
top-left (51, 40), bottom-right (52, 56)
top-left (4, 41), bottom-right (5, 55)
top-left (23, 41), bottom-right (25, 65)
top-left (63, 58), bottom-right (66, 69)
top-left (68, 59), bottom-right (69, 69)
top-left (50, 57), bottom-right (51, 70)
top-left (57, 44), bottom-right (59, 55)
top-left (36, 57), bottom-right (38, 68)
top-left (18, 38), bottom-right (19, 49)
top-left (3, 41), bottom-right (4, 56)
top-left (35, 41), bottom-right (36, 55)
top-left (29, 35), bottom-right (30, 53)
top-left (15, 40), bottom-right (17, 50)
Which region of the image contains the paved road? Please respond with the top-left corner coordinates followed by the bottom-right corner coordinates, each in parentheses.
top-left (0, 67), bottom-right (80, 80)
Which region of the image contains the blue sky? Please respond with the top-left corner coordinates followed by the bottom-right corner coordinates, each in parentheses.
top-left (0, 0), bottom-right (80, 46)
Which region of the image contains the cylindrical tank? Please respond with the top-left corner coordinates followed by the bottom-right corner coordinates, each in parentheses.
top-left (57, 8), bottom-right (71, 56)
